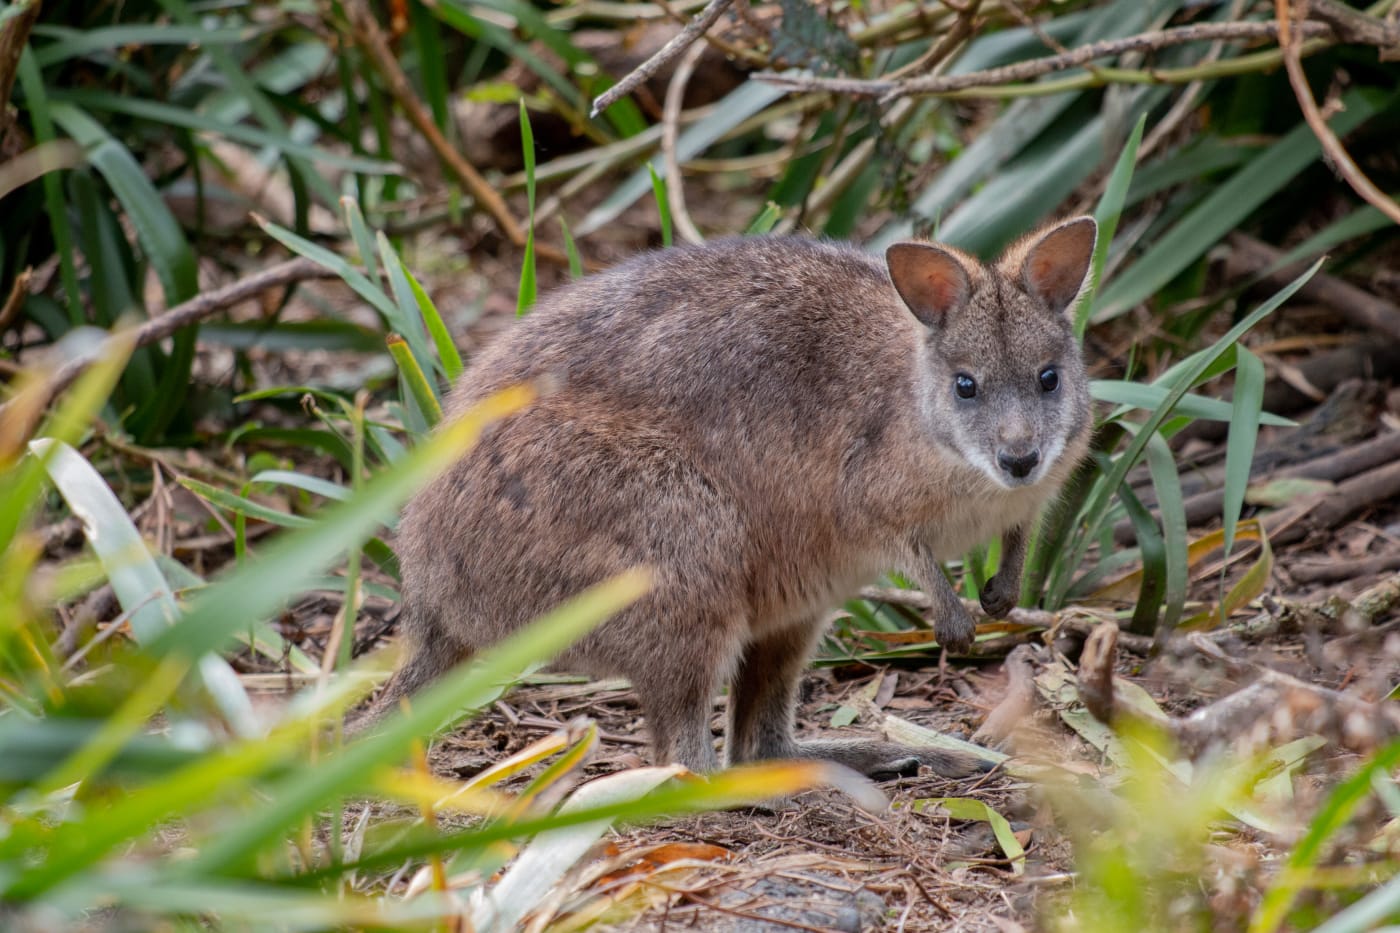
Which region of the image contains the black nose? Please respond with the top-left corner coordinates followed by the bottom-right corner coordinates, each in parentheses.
top-left (997, 450), bottom-right (1040, 479)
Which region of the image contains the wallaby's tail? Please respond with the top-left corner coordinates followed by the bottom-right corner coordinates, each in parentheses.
top-left (343, 644), bottom-right (462, 738)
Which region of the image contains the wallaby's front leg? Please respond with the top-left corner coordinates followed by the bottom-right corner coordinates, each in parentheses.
top-left (980, 524), bottom-right (1029, 618)
top-left (906, 541), bottom-right (976, 654)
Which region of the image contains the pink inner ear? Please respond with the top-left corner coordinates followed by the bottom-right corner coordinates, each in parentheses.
top-left (922, 269), bottom-right (961, 312)
top-left (1023, 219), bottom-right (1095, 313)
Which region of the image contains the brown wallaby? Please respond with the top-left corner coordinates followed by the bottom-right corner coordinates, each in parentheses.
top-left (352, 217), bottom-right (1097, 778)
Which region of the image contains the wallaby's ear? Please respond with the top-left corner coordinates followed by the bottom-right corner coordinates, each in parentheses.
top-left (1020, 216), bottom-right (1097, 317)
top-left (886, 242), bottom-right (972, 327)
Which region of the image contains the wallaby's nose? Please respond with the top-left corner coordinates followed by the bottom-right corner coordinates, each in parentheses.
top-left (997, 450), bottom-right (1040, 480)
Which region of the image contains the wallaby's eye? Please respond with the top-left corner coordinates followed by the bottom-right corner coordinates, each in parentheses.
top-left (954, 373), bottom-right (977, 399)
top-left (1039, 367), bottom-right (1060, 393)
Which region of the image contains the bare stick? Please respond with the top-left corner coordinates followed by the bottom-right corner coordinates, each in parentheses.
top-left (1277, 0), bottom-right (1400, 225)
top-left (590, 0), bottom-right (735, 117)
top-left (0, 258), bottom-right (336, 429)
top-left (757, 20), bottom-right (1335, 99)
top-left (664, 41), bottom-right (706, 246)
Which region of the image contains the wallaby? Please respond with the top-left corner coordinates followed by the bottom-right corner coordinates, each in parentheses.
top-left (352, 217), bottom-right (1097, 778)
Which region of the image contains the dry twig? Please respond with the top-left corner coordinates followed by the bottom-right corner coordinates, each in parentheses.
top-left (590, 0), bottom-right (736, 117)
top-left (758, 20), bottom-right (1335, 99)
top-left (0, 258), bottom-right (336, 432)
top-left (663, 41), bottom-right (707, 246)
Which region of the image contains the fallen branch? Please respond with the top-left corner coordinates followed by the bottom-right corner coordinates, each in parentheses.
top-left (1077, 624), bottom-right (1400, 759)
top-left (1115, 428), bottom-right (1400, 545)
top-left (1229, 233), bottom-right (1400, 344)
top-left (1266, 456), bottom-right (1400, 545)
top-left (590, 0), bottom-right (736, 117)
top-left (757, 20), bottom-right (1335, 99)
top-left (1290, 551), bottom-right (1400, 585)
top-left (1277, 0), bottom-right (1400, 226)
top-left (0, 258), bottom-right (337, 432)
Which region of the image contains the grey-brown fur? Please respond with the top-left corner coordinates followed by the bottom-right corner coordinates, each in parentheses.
top-left (353, 219), bottom-right (1097, 778)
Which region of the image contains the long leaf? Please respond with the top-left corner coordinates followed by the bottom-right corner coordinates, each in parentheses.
top-left (1220, 346), bottom-right (1265, 563)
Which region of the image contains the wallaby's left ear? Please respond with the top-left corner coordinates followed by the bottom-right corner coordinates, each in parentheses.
top-left (1020, 216), bottom-right (1097, 317)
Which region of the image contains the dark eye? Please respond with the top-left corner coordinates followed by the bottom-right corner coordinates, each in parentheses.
top-left (954, 373), bottom-right (977, 399)
top-left (1039, 367), bottom-right (1059, 393)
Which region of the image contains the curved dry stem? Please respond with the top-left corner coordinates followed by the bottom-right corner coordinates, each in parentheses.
top-left (1276, 0), bottom-right (1400, 225)
top-left (664, 41), bottom-right (706, 246)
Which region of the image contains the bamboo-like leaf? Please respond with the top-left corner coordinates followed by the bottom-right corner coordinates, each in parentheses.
top-left (376, 232), bottom-right (438, 386)
top-left (559, 216), bottom-right (583, 280)
top-left (179, 476), bottom-right (314, 528)
top-left (1093, 88), bottom-right (1387, 321)
top-left (518, 99), bottom-right (537, 316)
top-left (910, 797), bottom-right (1025, 874)
top-left (1145, 432), bottom-right (1188, 642)
top-left (30, 439), bottom-right (255, 733)
top-left (1220, 346), bottom-right (1265, 563)
top-left (387, 334), bottom-right (443, 427)
top-left (1078, 114), bottom-right (1144, 338)
top-left (1118, 483), bottom-right (1167, 637)
top-left (648, 164), bottom-right (672, 248)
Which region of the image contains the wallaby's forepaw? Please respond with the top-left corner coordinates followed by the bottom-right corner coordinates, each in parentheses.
top-left (979, 575), bottom-right (1018, 619)
top-left (933, 602), bottom-right (976, 654)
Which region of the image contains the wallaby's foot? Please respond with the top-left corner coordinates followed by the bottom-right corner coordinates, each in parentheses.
top-left (932, 601), bottom-right (977, 654)
top-left (979, 573), bottom-right (1018, 619)
top-left (795, 738), bottom-right (988, 780)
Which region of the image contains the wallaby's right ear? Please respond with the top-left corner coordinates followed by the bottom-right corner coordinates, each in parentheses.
top-left (886, 242), bottom-right (972, 328)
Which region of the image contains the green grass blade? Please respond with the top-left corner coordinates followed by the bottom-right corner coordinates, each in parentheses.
top-left (376, 232), bottom-right (437, 386)
top-left (48, 103), bottom-right (196, 305)
top-left (178, 476), bottom-right (315, 528)
top-left (1145, 432), bottom-right (1188, 642)
top-left (342, 197), bottom-right (380, 286)
top-left (402, 260), bottom-right (463, 381)
top-left (29, 439), bottom-right (256, 733)
top-left (1118, 481), bottom-right (1166, 637)
top-left (559, 216), bottom-right (583, 280)
top-left (1090, 380), bottom-right (1292, 426)
top-left (746, 202), bottom-right (783, 235)
top-left (649, 164), bottom-right (673, 248)
top-left (16, 48), bottom-right (82, 325)
top-left (1220, 345), bottom-right (1265, 564)
top-left (518, 99), bottom-right (538, 316)
top-left (387, 334), bottom-right (443, 426)
top-left (1078, 114), bottom-right (1144, 338)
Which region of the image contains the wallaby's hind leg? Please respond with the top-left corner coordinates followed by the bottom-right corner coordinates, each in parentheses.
top-left (344, 606), bottom-right (469, 737)
top-left (727, 619), bottom-right (985, 779)
top-left (624, 607), bottom-right (743, 774)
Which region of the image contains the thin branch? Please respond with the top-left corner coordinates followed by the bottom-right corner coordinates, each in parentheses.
top-left (1277, 0), bottom-right (1400, 225)
top-left (0, 258), bottom-right (337, 430)
top-left (663, 41), bottom-right (706, 246)
top-left (590, 0), bottom-right (735, 117)
top-left (757, 20), bottom-right (1336, 99)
